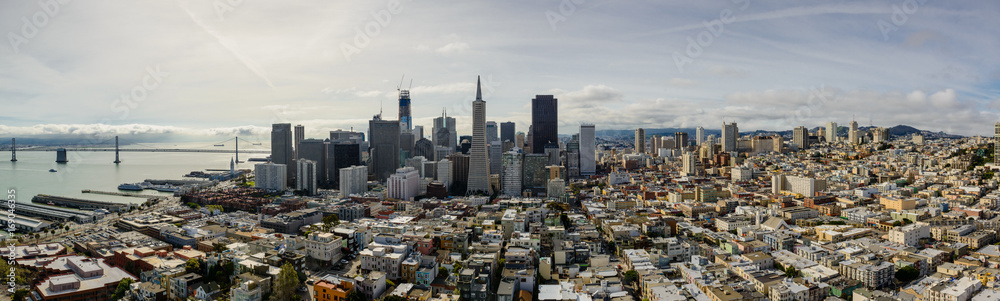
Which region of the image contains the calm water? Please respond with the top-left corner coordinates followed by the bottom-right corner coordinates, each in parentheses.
top-left (1, 149), bottom-right (263, 205)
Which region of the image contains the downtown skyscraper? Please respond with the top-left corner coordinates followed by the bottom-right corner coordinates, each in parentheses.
top-left (271, 123), bottom-right (294, 185)
top-left (695, 127), bottom-right (705, 145)
top-left (793, 126), bottom-right (810, 150)
top-left (530, 95), bottom-right (558, 154)
top-left (369, 115), bottom-right (400, 181)
top-left (635, 128), bottom-right (645, 153)
top-left (580, 124), bottom-right (595, 175)
top-left (432, 109), bottom-right (457, 160)
top-left (722, 122), bottom-right (738, 153)
top-left (826, 122), bottom-right (838, 143)
top-left (399, 89), bottom-right (412, 132)
top-left (467, 76), bottom-right (491, 194)
top-left (500, 122), bottom-right (515, 144)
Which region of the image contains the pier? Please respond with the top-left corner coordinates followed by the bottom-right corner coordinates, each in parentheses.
top-left (31, 194), bottom-right (130, 212)
top-left (82, 190), bottom-right (164, 199)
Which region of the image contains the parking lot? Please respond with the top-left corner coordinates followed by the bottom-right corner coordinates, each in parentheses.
top-left (304, 254), bottom-right (362, 299)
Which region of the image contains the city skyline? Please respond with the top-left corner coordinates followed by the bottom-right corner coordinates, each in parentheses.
top-left (2, 1), bottom-right (999, 140)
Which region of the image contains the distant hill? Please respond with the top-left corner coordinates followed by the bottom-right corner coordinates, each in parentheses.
top-left (887, 125), bottom-right (921, 136)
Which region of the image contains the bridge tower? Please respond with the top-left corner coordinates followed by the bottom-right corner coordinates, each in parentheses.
top-left (113, 136), bottom-right (121, 164)
top-left (10, 138), bottom-right (15, 162)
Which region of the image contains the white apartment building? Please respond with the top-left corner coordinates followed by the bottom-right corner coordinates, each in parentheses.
top-left (360, 247), bottom-right (406, 281)
top-left (254, 163), bottom-right (287, 191)
top-left (305, 232), bottom-right (343, 262)
top-left (889, 223), bottom-right (930, 247)
top-left (388, 167), bottom-right (420, 201)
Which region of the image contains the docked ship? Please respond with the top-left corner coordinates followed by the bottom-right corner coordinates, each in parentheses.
top-left (117, 183), bottom-right (143, 191)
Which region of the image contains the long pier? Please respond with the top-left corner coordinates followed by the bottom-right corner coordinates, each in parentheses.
top-left (82, 190), bottom-right (163, 199)
top-left (21, 148), bottom-right (269, 154)
top-left (31, 194), bottom-right (130, 212)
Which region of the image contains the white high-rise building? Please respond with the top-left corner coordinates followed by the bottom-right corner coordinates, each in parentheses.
top-left (722, 122), bottom-right (738, 152)
top-left (255, 163), bottom-right (287, 191)
top-left (681, 152), bottom-right (697, 176)
top-left (436, 159), bottom-right (451, 188)
top-left (695, 127), bottom-right (705, 145)
top-left (502, 149), bottom-right (523, 196)
top-left (705, 134), bottom-right (716, 154)
top-left (826, 122), bottom-right (838, 143)
top-left (547, 179), bottom-right (565, 199)
top-left (388, 167), bottom-right (420, 201)
top-left (580, 124), bottom-right (596, 175)
top-left (296, 159), bottom-right (317, 195)
top-left (467, 76), bottom-right (491, 194)
top-left (339, 165), bottom-right (367, 198)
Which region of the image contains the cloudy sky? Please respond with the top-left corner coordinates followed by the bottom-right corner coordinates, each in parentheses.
top-left (1, 0), bottom-right (998, 142)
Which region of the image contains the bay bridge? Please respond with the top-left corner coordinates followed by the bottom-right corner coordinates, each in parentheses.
top-left (8, 136), bottom-right (271, 163)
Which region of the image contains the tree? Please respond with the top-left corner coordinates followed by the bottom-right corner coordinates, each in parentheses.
top-left (11, 289), bottom-right (28, 301)
top-left (111, 278), bottom-right (134, 300)
top-left (346, 290), bottom-right (366, 301)
top-left (896, 265), bottom-right (920, 283)
top-left (623, 270), bottom-right (639, 284)
top-left (185, 258), bottom-right (201, 274)
top-left (903, 218), bottom-right (913, 225)
top-left (214, 242), bottom-right (228, 253)
top-left (270, 262), bottom-right (299, 301)
top-left (438, 266), bottom-right (448, 278)
top-left (386, 279), bottom-right (396, 287)
top-left (547, 202), bottom-right (570, 212)
top-left (784, 266), bottom-right (800, 278)
top-left (892, 221), bottom-right (903, 227)
top-left (323, 214), bottom-right (340, 226)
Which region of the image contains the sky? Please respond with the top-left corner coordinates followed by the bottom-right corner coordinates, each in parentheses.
top-left (1, 0), bottom-right (999, 143)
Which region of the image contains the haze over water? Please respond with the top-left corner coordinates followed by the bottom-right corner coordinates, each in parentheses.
top-left (0, 148), bottom-right (265, 205)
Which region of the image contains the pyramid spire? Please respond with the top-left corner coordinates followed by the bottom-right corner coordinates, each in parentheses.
top-left (476, 75), bottom-right (482, 100)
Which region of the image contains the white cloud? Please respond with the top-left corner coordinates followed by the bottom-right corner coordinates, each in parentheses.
top-left (435, 42), bottom-right (470, 55)
top-left (0, 1), bottom-right (997, 137)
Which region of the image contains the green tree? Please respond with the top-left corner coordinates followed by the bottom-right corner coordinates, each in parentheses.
top-left (346, 290), bottom-right (366, 301)
top-left (323, 214), bottom-right (340, 225)
top-left (270, 262), bottom-right (299, 301)
top-left (784, 266), bottom-right (800, 278)
top-left (438, 266), bottom-right (448, 278)
top-left (111, 278), bottom-right (134, 300)
top-left (11, 289), bottom-right (29, 301)
top-left (185, 258), bottom-right (201, 274)
top-left (623, 270), bottom-right (639, 284)
top-left (892, 221), bottom-right (903, 227)
top-left (213, 242), bottom-right (228, 253)
top-left (896, 265), bottom-right (920, 283)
